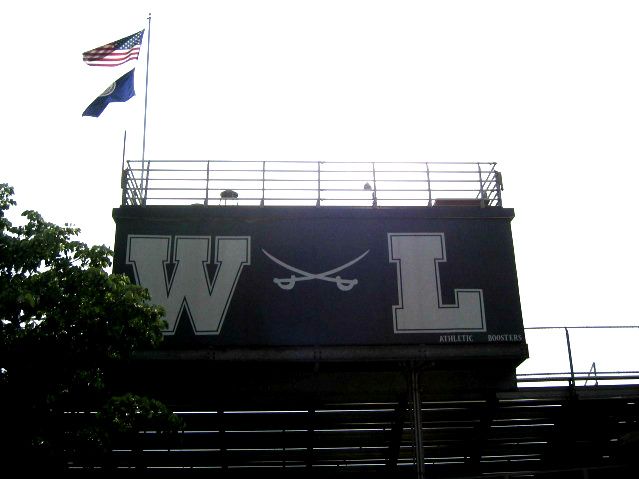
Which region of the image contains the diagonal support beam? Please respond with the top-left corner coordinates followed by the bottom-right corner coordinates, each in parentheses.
top-left (411, 367), bottom-right (425, 479)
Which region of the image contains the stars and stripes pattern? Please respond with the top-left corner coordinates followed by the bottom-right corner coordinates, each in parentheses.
top-left (83, 30), bottom-right (145, 67)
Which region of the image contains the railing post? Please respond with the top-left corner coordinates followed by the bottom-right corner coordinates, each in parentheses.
top-left (121, 167), bottom-right (128, 206)
top-left (372, 162), bottom-right (378, 207)
top-left (120, 130), bottom-right (128, 206)
top-left (261, 161), bottom-right (266, 206)
top-left (316, 161), bottom-right (321, 207)
top-left (425, 163), bottom-right (432, 207)
top-left (143, 160), bottom-right (151, 206)
top-left (495, 171), bottom-right (503, 207)
top-left (411, 366), bottom-right (425, 479)
top-left (477, 162), bottom-right (485, 207)
top-left (204, 161), bottom-right (210, 206)
top-left (565, 327), bottom-right (576, 389)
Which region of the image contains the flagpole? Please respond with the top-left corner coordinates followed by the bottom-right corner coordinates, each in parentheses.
top-left (142, 12), bottom-right (152, 205)
top-left (121, 130), bottom-right (128, 205)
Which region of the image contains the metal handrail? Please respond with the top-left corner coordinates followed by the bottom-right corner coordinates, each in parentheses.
top-left (121, 162), bottom-right (143, 206)
top-left (121, 160), bottom-right (503, 207)
top-left (519, 325), bottom-right (639, 387)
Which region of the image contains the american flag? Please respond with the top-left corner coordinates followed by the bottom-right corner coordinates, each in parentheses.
top-left (83, 30), bottom-right (145, 67)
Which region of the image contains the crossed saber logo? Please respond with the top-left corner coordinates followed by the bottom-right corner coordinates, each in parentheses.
top-left (262, 249), bottom-right (370, 291)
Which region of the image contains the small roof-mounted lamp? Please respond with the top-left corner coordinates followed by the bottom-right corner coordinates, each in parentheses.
top-left (363, 182), bottom-right (377, 207)
top-left (220, 189), bottom-right (239, 206)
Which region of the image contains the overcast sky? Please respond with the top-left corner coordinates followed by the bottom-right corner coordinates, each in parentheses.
top-left (2, 1), bottom-right (638, 378)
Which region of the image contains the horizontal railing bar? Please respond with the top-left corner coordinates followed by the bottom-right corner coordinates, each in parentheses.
top-left (217, 178), bottom-right (317, 182)
top-left (518, 370), bottom-right (639, 377)
top-left (147, 185), bottom-right (488, 191)
top-left (146, 190), bottom-right (490, 197)
top-left (415, 188), bottom-right (491, 192)
top-left (143, 178), bottom-right (220, 182)
top-left (145, 199), bottom-right (495, 204)
top-left (146, 188), bottom-right (210, 191)
top-left (144, 195), bottom-right (429, 200)
top-left (126, 163), bottom-right (500, 169)
top-left (128, 159), bottom-right (497, 165)
top-left (318, 168), bottom-right (487, 173)
top-left (147, 198), bottom-right (320, 202)
top-left (376, 179), bottom-right (482, 183)
top-left (143, 170), bottom-right (493, 176)
top-left (141, 172), bottom-right (493, 179)
top-left (517, 375), bottom-right (639, 383)
top-left (145, 168), bottom-right (210, 172)
top-left (144, 196), bottom-right (490, 202)
top-left (220, 169), bottom-right (320, 173)
top-left (142, 172), bottom-right (498, 177)
top-left (320, 189), bottom-right (430, 192)
top-left (141, 178), bottom-right (489, 185)
top-left (372, 171), bottom-right (490, 176)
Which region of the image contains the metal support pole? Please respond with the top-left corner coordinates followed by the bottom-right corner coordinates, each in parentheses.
top-left (218, 409), bottom-right (227, 470)
top-left (141, 13), bottom-right (152, 205)
top-left (204, 161), bottom-right (210, 205)
top-left (425, 163), bottom-right (432, 207)
top-left (387, 393), bottom-right (408, 470)
top-left (306, 407), bottom-right (316, 469)
top-left (565, 327), bottom-right (576, 389)
top-left (120, 131), bottom-right (128, 206)
top-left (495, 171), bottom-right (503, 207)
top-left (120, 169), bottom-right (128, 206)
top-left (477, 162), bottom-right (485, 207)
top-left (411, 368), bottom-right (425, 479)
top-left (316, 162), bottom-right (321, 207)
top-left (260, 161), bottom-right (266, 206)
top-left (372, 162), bottom-right (378, 207)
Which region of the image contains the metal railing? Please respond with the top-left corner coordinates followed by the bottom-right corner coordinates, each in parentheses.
top-left (121, 160), bottom-right (504, 207)
top-left (518, 325), bottom-right (639, 387)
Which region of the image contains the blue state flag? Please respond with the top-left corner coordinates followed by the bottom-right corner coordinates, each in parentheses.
top-left (82, 69), bottom-right (135, 117)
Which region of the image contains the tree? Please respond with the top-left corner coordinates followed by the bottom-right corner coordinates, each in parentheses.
top-left (0, 183), bottom-right (182, 471)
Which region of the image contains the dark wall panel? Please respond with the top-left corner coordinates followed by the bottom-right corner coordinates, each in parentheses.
top-left (112, 206), bottom-right (524, 350)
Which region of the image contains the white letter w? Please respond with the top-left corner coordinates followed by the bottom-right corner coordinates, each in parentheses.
top-left (126, 235), bottom-right (251, 335)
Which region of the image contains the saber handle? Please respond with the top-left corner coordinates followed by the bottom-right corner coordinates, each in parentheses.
top-left (274, 276), bottom-right (297, 290)
top-left (335, 276), bottom-right (358, 291)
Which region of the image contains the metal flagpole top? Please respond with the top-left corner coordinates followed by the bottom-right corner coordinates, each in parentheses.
top-left (141, 12), bottom-right (152, 204)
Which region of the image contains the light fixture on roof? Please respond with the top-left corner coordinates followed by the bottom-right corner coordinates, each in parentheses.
top-left (363, 182), bottom-right (377, 207)
top-left (220, 189), bottom-right (239, 206)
